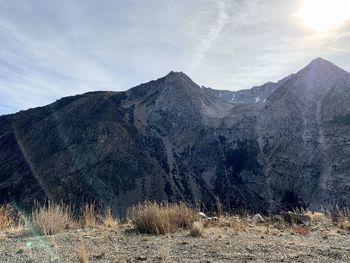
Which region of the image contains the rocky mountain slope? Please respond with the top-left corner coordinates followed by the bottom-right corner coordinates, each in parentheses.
top-left (202, 82), bottom-right (276, 104)
top-left (0, 58), bottom-right (349, 214)
top-left (201, 73), bottom-right (295, 104)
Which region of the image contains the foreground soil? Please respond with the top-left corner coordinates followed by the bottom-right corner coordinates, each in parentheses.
top-left (1, 224), bottom-right (350, 263)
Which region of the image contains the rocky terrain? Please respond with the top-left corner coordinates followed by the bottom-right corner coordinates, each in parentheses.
top-left (202, 81), bottom-right (280, 104)
top-left (1, 58), bottom-right (350, 214)
top-left (1, 221), bottom-right (350, 263)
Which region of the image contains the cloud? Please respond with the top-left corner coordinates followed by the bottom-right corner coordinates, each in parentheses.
top-left (189, 0), bottom-right (229, 71)
top-left (0, 0), bottom-right (349, 114)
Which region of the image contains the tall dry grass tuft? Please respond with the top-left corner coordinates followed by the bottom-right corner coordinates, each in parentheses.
top-left (32, 201), bottom-right (75, 235)
top-left (214, 196), bottom-right (223, 217)
top-left (128, 201), bottom-right (199, 235)
top-left (82, 203), bottom-right (98, 228)
top-left (333, 207), bottom-right (350, 230)
top-left (103, 208), bottom-right (118, 229)
top-left (170, 203), bottom-right (199, 229)
top-left (0, 204), bottom-right (21, 231)
top-left (303, 210), bottom-right (330, 225)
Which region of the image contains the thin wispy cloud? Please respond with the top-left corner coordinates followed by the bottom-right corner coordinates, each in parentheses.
top-left (189, 0), bottom-right (229, 71)
top-left (0, 0), bottom-right (349, 114)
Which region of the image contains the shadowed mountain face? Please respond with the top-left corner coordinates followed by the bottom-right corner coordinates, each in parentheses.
top-left (1, 58), bottom-right (350, 214)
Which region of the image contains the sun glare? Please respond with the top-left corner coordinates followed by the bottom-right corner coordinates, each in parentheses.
top-left (298, 0), bottom-right (350, 32)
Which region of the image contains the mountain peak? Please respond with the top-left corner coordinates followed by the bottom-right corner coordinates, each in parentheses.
top-left (303, 57), bottom-right (344, 73)
top-left (308, 57), bottom-right (335, 67)
top-left (266, 57), bottom-right (350, 104)
top-left (310, 57), bottom-right (330, 64)
top-left (296, 57), bottom-right (349, 83)
top-left (164, 71), bottom-right (189, 80)
top-left (162, 71), bottom-right (198, 89)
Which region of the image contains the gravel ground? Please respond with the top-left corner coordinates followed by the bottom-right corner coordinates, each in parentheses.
top-left (1, 224), bottom-right (350, 263)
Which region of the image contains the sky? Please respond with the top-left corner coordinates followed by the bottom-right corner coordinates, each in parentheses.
top-left (0, 0), bottom-right (350, 114)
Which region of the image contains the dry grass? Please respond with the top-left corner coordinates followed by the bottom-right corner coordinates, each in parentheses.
top-left (103, 208), bottom-right (119, 229)
top-left (189, 221), bottom-right (204, 237)
top-left (334, 207), bottom-right (350, 230)
top-left (303, 207), bottom-right (350, 230)
top-left (290, 225), bottom-right (310, 236)
top-left (309, 212), bottom-right (328, 224)
top-left (214, 196), bottom-right (224, 217)
top-left (336, 209), bottom-right (350, 231)
top-left (128, 201), bottom-right (199, 235)
top-left (4, 201), bottom-right (120, 235)
top-left (0, 204), bottom-right (17, 231)
top-left (32, 201), bottom-right (75, 235)
top-left (338, 221), bottom-right (350, 231)
top-left (300, 209), bottom-right (330, 226)
top-left (82, 203), bottom-right (97, 228)
top-left (203, 215), bottom-right (250, 232)
top-left (5, 198), bottom-right (350, 239)
top-left (77, 244), bottom-right (89, 263)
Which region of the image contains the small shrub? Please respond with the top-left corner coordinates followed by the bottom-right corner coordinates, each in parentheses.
top-left (339, 220), bottom-right (350, 231)
top-left (82, 203), bottom-right (97, 228)
top-left (128, 201), bottom-right (198, 235)
top-left (103, 208), bottom-right (118, 229)
top-left (32, 201), bottom-right (75, 235)
top-left (334, 207), bottom-right (350, 227)
top-left (310, 212), bottom-right (328, 225)
top-left (0, 204), bottom-right (19, 231)
top-left (189, 221), bottom-right (204, 237)
top-left (302, 209), bottom-right (329, 225)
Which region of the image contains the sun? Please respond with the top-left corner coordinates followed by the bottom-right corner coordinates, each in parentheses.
top-left (298, 0), bottom-right (350, 32)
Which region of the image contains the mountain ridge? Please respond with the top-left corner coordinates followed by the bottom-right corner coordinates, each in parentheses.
top-left (1, 58), bottom-right (350, 214)
top-left (1, 57), bottom-right (347, 117)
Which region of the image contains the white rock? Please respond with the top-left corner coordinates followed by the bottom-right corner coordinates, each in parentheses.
top-left (198, 212), bottom-right (209, 220)
top-left (252, 213), bottom-right (264, 224)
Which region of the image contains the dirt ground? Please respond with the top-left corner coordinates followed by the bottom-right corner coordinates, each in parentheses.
top-left (1, 222), bottom-right (350, 263)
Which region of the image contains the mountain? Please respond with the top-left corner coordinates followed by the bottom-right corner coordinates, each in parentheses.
top-left (201, 73), bottom-right (296, 104)
top-left (202, 82), bottom-right (276, 104)
top-left (259, 58), bottom-right (350, 210)
top-left (1, 58), bottom-right (350, 214)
